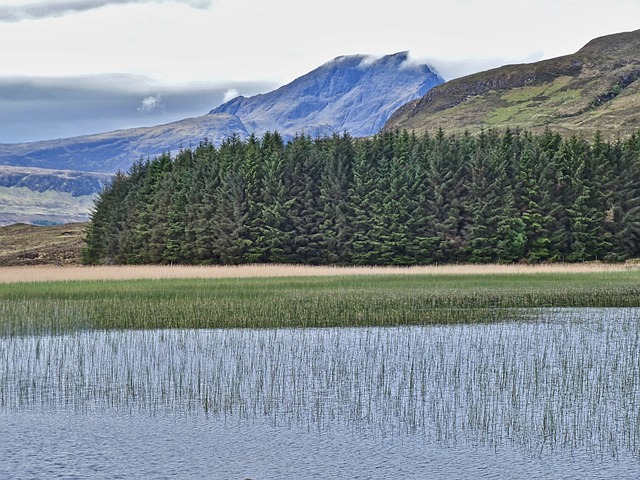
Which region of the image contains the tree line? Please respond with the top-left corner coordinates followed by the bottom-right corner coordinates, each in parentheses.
top-left (82, 128), bottom-right (640, 265)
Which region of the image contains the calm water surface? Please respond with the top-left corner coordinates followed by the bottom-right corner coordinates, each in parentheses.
top-left (1, 308), bottom-right (639, 479)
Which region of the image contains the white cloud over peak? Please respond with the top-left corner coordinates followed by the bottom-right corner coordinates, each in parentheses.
top-left (222, 89), bottom-right (240, 103)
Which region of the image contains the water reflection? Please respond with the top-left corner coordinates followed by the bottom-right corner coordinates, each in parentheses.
top-left (1, 308), bottom-right (639, 478)
top-left (2, 409), bottom-right (636, 479)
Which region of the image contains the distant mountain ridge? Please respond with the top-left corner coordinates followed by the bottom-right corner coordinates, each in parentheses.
top-left (0, 166), bottom-right (110, 196)
top-left (0, 113), bottom-right (250, 174)
top-left (0, 52), bottom-right (443, 174)
top-left (384, 29), bottom-right (640, 138)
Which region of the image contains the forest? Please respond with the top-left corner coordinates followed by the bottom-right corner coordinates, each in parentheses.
top-left (82, 128), bottom-right (640, 265)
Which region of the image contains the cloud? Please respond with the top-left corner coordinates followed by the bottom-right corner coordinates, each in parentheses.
top-left (222, 88), bottom-right (239, 103)
top-left (138, 95), bottom-right (163, 113)
top-left (357, 55), bottom-right (380, 68)
top-left (0, 0), bottom-right (215, 22)
top-left (0, 74), bottom-right (275, 143)
top-left (426, 51), bottom-right (545, 81)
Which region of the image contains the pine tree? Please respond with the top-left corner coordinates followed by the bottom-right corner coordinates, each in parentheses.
top-left (517, 135), bottom-right (553, 262)
top-left (467, 134), bottom-right (502, 263)
top-left (246, 132), bottom-right (291, 263)
top-left (82, 170), bottom-right (131, 264)
top-left (349, 132), bottom-right (396, 265)
top-left (423, 129), bottom-right (470, 263)
top-left (608, 133), bottom-right (640, 259)
top-left (319, 133), bottom-right (355, 264)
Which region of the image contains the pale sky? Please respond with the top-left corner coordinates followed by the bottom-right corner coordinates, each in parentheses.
top-left (1, 0), bottom-right (639, 143)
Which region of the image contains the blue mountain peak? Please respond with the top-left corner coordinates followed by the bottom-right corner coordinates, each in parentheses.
top-left (211, 52), bottom-right (444, 139)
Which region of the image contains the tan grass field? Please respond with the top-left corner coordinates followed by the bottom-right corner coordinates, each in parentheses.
top-left (1, 262), bottom-right (638, 284)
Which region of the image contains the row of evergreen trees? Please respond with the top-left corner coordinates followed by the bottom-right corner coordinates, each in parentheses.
top-left (82, 128), bottom-right (640, 265)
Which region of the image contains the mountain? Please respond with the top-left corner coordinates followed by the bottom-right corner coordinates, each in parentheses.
top-left (0, 52), bottom-right (442, 174)
top-left (384, 29), bottom-right (640, 139)
top-left (0, 52), bottom-right (442, 224)
top-left (211, 51), bottom-right (443, 139)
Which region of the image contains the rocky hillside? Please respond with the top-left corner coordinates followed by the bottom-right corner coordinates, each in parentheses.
top-left (0, 166), bottom-right (110, 226)
top-left (384, 29), bottom-right (640, 139)
top-left (0, 166), bottom-right (110, 195)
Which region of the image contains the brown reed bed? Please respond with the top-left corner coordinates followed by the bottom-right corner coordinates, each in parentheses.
top-left (1, 262), bottom-right (637, 284)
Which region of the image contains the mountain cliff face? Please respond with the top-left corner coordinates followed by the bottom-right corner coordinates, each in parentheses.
top-left (212, 52), bottom-right (443, 139)
top-left (384, 29), bottom-right (640, 139)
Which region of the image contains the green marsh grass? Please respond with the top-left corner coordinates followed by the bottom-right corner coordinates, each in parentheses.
top-left (2, 271), bottom-right (640, 335)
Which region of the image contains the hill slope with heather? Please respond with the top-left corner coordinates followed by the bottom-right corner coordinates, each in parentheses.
top-left (385, 29), bottom-right (640, 139)
top-left (0, 222), bottom-right (86, 266)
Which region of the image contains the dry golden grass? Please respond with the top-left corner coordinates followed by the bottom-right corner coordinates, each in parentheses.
top-left (0, 262), bottom-right (637, 284)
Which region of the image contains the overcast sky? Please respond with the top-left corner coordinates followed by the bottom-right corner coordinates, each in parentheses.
top-left (1, 0), bottom-right (639, 143)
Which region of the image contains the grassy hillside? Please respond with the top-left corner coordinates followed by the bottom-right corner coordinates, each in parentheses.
top-left (385, 29), bottom-right (640, 139)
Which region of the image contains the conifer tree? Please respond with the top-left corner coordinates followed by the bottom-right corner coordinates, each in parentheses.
top-left (517, 135), bottom-right (553, 262)
top-left (248, 132), bottom-right (290, 263)
top-left (319, 133), bottom-right (355, 264)
top-left (82, 128), bottom-right (640, 266)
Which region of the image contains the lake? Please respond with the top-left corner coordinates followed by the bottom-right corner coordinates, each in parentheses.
top-left (1, 308), bottom-right (639, 479)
